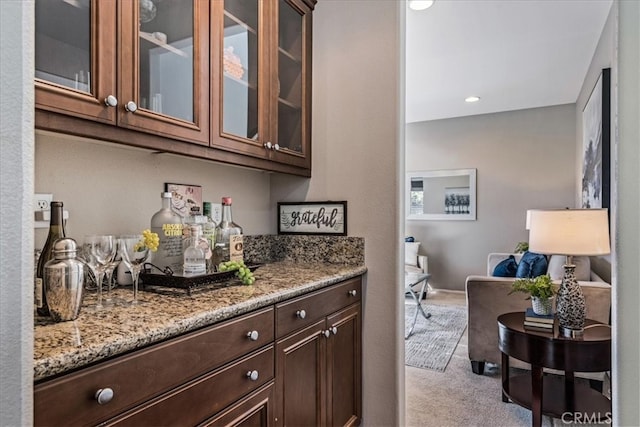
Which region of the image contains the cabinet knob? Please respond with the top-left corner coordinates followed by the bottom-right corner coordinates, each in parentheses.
top-left (331, 326), bottom-right (338, 335)
top-left (94, 388), bottom-right (114, 405)
top-left (296, 310), bottom-right (306, 319)
top-left (264, 141), bottom-right (273, 150)
top-left (348, 289), bottom-right (357, 297)
top-left (104, 95), bottom-right (118, 108)
top-left (273, 143), bottom-right (280, 151)
top-left (247, 330), bottom-right (259, 341)
top-left (324, 330), bottom-right (331, 338)
top-left (246, 370), bottom-right (259, 381)
top-left (125, 101), bottom-right (138, 113)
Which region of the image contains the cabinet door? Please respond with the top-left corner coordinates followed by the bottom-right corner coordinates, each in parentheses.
top-left (118, 0), bottom-right (210, 145)
top-left (202, 382), bottom-right (275, 427)
top-left (210, 0), bottom-right (271, 158)
top-left (35, 0), bottom-right (117, 124)
top-left (327, 304), bottom-right (362, 427)
top-left (269, 0), bottom-right (312, 169)
top-left (275, 319), bottom-right (327, 427)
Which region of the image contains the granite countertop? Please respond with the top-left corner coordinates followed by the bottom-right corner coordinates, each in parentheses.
top-left (34, 261), bottom-right (367, 382)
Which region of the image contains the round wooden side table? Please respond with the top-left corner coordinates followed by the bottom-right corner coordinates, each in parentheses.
top-left (498, 312), bottom-right (611, 427)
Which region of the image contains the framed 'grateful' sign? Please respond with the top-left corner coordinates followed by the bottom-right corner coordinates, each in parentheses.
top-left (278, 201), bottom-right (347, 235)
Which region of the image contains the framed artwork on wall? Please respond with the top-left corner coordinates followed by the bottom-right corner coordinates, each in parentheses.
top-left (581, 68), bottom-right (611, 210)
top-left (164, 182), bottom-right (202, 218)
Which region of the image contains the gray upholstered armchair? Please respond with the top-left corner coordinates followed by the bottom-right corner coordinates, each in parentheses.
top-left (465, 253), bottom-right (611, 375)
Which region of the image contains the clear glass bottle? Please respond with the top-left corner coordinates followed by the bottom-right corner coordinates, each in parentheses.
top-left (183, 224), bottom-right (206, 276)
top-left (212, 197), bottom-right (243, 268)
top-left (35, 201), bottom-right (66, 317)
top-left (150, 192), bottom-right (183, 273)
top-left (202, 202), bottom-right (217, 272)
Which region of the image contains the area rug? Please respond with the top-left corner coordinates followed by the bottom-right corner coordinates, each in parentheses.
top-left (404, 303), bottom-right (467, 372)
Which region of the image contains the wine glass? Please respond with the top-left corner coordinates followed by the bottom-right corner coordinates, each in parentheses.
top-left (102, 248), bottom-right (121, 305)
top-left (83, 235), bottom-right (116, 310)
top-left (118, 235), bottom-right (153, 305)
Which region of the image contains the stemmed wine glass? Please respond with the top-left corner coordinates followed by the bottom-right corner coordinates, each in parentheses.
top-left (102, 247), bottom-right (121, 305)
top-left (118, 235), bottom-right (153, 305)
top-left (83, 235), bottom-right (116, 310)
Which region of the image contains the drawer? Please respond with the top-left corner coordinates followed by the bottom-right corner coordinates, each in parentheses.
top-left (276, 277), bottom-right (361, 338)
top-left (34, 308), bottom-right (274, 427)
top-left (108, 346), bottom-right (275, 426)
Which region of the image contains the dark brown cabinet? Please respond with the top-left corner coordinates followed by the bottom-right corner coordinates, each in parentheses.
top-left (275, 278), bottom-right (362, 426)
top-left (34, 0), bottom-right (315, 176)
top-left (35, 0), bottom-right (210, 145)
top-left (34, 277), bottom-right (361, 427)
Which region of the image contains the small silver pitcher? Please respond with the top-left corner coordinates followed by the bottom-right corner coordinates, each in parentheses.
top-left (44, 238), bottom-right (85, 321)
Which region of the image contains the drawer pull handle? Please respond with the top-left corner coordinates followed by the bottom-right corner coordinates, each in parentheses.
top-left (348, 290), bottom-right (357, 297)
top-left (296, 310), bottom-right (306, 319)
top-left (95, 388), bottom-right (114, 405)
top-left (246, 370), bottom-right (259, 381)
top-left (324, 330), bottom-right (331, 338)
top-left (247, 330), bottom-right (259, 341)
top-left (331, 326), bottom-right (338, 335)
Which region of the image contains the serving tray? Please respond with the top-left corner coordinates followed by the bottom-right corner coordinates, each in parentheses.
top-left (140, 264), bottom-right (260, 296)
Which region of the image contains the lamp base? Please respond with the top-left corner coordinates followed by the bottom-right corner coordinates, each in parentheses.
top-left (559, 325), bottom-right (584, 338)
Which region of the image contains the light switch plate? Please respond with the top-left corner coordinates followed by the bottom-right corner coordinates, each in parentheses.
top-left (211, 203), bottom-right (222, 224)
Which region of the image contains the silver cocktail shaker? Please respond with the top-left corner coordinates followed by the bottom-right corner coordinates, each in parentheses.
top-left (44, 238), bottom-right (85, 321)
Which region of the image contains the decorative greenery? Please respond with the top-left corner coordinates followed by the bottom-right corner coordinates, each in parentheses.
top-left (514, 241), bottom-right (529, 253)
top-left (510, 274), bottom-right (555, 300)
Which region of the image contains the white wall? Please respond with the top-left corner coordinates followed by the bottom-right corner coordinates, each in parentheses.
top-left (613, 1), bottom-right (640, 424)
top-left (0, 1), bottom-right (34, 425)
top-left (271, 1), bottom-right (403, 424)
top-left (406, 104), bottom-right (577, 290)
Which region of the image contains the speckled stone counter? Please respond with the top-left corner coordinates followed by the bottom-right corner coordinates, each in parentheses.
top-left (34, 261), bottom-right (367, 382)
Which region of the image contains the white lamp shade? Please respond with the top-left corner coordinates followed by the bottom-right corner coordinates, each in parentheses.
top-left (409, 0), bottom-right (434, 10)
top-left (528, 209), bottom-right (610, 256)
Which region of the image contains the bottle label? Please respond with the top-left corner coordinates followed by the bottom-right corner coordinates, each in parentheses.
top-left (183, 262), bottom-right (206, 275)
top-left (230, 234), bottom-right (244, 262)
top-left (34, 278), bottom-right (43, 308)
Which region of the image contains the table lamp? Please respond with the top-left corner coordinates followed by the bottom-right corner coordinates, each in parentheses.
top-left (527, 209), bottom-right (610, 338)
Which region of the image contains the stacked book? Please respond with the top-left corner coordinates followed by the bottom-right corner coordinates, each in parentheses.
top-left (523, 307), bottom-right (555, 332)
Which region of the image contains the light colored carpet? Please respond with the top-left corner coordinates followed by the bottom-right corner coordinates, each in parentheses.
top-left (404, 303), bottom-right (467, 372)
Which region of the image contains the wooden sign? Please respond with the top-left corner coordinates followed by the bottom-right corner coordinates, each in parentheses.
top-left (278, 201), bottom-right (347, 235)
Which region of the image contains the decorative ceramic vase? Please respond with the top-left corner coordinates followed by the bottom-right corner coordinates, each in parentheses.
top-left (556, 264), bottom-right (586, 337)
top-left (531, 296), bottom-right (553, 316)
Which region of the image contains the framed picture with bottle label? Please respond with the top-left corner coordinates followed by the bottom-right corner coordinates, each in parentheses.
top-left (278, 201), bottom-right (347, 235)
top-left (165, 183), bottom-right (202, 218)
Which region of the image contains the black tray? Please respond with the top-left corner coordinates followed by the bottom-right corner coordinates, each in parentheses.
top-left (140, 264), bottom-right (261, 296)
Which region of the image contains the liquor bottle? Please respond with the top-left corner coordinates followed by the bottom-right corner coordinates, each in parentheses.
top-left (150, 192), bottom-right (183, 274)
top-left (202, 202), bottom-right (217, 272)
top-left (183, 224), bottom-right (206, 276)
top-left (212, 197), bottom-right (243, 268)
top-left (182, 210), bottom-right (213, 273)
top-left (35, 201), bottom-right (66, 316)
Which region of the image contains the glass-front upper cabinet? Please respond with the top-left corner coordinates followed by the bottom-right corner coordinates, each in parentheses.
top-left (118, 0), bottom-right (210, 145)
top-left (35, 0), bottom-right (117, 124)
top-left (211, 0), bottom-right (313, 170)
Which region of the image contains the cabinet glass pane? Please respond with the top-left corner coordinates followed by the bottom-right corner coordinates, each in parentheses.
top-left (138, 0), bottom-right (194, 122)
top-left (222, 0), bottom-right (259, 140)
top-left (35, 0), bottom-right (92, 93)
top-left (278, 0), bottom-right (303, 153)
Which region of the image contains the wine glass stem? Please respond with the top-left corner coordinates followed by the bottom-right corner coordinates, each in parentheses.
top-left (95, 270), bottom-right (105, 308)
top-left (131, 266), bottom-right (141, 304)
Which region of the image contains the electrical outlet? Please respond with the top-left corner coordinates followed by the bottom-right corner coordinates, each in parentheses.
top-left (34, 193), bottom-right (53, 228)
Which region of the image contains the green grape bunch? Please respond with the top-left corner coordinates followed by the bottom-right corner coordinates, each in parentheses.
top-left (218, 260), bottom-right (256, 285)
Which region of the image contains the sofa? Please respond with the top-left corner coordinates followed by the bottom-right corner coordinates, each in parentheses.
top-left (465, 252), bottom-right (611, 375)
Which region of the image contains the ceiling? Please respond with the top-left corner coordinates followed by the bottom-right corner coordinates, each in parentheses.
top-left (405, 0), bottom-right (613, 123)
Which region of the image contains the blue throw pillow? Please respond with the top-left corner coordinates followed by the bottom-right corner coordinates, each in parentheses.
top-left (493, 255), bottom-right (518, 277)
top-left (515, 251), bottom-right (548, 278)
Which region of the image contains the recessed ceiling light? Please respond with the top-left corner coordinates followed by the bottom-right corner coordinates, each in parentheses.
top-left (408, 0), bottom-right (435, 11)
top-left (465, 96), bottom-right (481, 103)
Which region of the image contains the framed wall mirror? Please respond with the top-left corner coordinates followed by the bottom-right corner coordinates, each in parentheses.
top-left (407, 168), bottom-right (477, 220)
